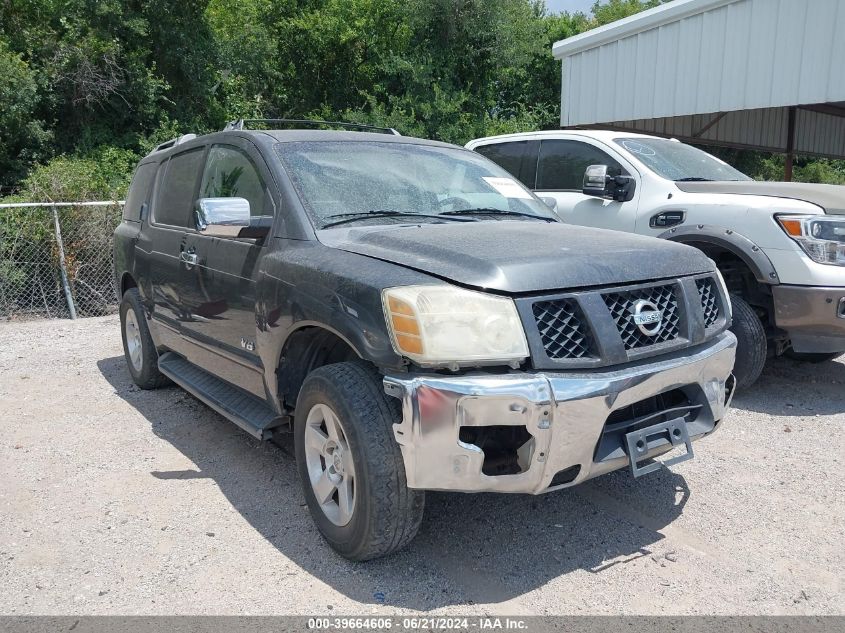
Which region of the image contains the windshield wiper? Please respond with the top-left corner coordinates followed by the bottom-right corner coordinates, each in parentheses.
top-left (675, 177), bottom-right (714, 182)
top-left (440, 208), bottom-right (556, 222)
top-left (320, 210), bottom-right (474, 229)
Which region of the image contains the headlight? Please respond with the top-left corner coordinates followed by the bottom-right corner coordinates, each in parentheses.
top-left (777, 215), bottom-right (845, 266)
top-left (382, 285), bottom-right (529, 367)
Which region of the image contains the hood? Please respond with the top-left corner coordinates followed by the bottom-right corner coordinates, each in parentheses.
top-left (318, 222), bottom-right (713, 293)
top-left (675, 181), bottom-right (845, 215)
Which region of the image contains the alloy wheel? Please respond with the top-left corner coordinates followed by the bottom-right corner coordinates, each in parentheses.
top-left (303, 403), bottom-right (357, 526)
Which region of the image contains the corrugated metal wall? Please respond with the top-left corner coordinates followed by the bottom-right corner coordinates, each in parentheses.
top-left (560, 0), bottom-right (845, 156)
top-left (602, 107), bottom-right (845, 159)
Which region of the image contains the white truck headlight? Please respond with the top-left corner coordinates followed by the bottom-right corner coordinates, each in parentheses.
top-left (777, 215), bottom-right (845, 266)
top-left (382, 285), bottom-right (529, 367)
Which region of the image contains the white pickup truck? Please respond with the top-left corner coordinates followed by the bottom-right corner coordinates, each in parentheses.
top-left (467, 130), bottom-right (845, 387)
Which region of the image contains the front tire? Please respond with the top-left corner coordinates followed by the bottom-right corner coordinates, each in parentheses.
top-left (119, 288), bottom-right (168, 389)
top-left (728, 294), bottom-right (767, 389)
top-left (294, 362), bottom-right (424, 561)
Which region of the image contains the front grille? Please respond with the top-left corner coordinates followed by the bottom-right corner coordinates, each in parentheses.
top-left (524, 275), bottom-right (726, 369)
top-left (532, 299), bottom-right (594, 359)
top-left (602, 284), bottom-right (680, 350)
top-left (696, 277), bottom-right (721, 328)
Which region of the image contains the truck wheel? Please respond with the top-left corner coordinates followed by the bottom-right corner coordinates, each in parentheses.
top-left (784, 350), bottom-right (841, 363)
top-left (728, 294), bottom-right (767, 389)
top-left (119, 288), bottom-right (168, 389)
top-left (294, 362), bottom-right (424, 561)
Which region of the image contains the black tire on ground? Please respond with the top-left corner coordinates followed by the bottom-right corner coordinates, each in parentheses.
top-left (728, 294), bottom-right (768, 389)
top-left (294, 362), bottom-right (425, 561)
top-left (119, 288), bottom-right (169, 390)
top-left (784, 350), bottom-right (841, 363)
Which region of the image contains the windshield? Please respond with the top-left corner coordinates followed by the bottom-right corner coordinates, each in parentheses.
top-left (614, 137), bottom-right (751, 182)
top-left (275, 141), bottom-right (557, 228)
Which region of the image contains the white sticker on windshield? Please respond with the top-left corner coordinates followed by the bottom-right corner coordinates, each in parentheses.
top-left (482, 176), bottom-right (533, 199)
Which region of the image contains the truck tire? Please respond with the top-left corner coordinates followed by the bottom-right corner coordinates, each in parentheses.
top-left (119, 288), bottom-right (168, 390)
top-left (728, 294), bottom-right (767, 389)
top-left (784, 350), bottom-right (841, 363)
top-left (294, 362), bottom-right (425, 561)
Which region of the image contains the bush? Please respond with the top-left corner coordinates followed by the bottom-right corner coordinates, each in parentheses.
top-left (0, 148), bottom-right (132, 318)
top-left (8, 147), bottom-right (138, 203)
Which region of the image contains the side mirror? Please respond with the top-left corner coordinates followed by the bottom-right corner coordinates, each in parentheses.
top-left (539, 196), bottom-right (558, 211)
top-left (582, 165), bottom-right (609, 197)
top-left (195, 197), bottom-right (263, 238)
top-left (582, 165), bottom-right (636, 202)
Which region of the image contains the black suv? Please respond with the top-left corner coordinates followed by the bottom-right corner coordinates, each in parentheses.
top-left (114, 120), bottom-right (737, 560)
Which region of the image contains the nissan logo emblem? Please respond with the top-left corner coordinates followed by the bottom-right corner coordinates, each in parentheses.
top-left (631, 299), bottom-right (663, 336)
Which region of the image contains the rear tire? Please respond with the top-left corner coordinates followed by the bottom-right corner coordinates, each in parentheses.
top-left (728, 294), bottom-right (767, 389)
top-left (294, 362), bottom-right (424, 561)
top-left (784, 350), bottom-right (841, 363)
top-left (120, 288), bottom-right (168, 389)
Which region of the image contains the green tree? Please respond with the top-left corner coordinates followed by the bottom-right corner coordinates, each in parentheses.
top-left (591, 0), bottom-right (666, 25)
top-left (1, 0), bottom-right (843, 201)
top-left (0, 38), bottom-right (51, 191)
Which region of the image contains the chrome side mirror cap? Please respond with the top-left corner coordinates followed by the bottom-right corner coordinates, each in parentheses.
top-left (195, 197), bottom-right (251, 237)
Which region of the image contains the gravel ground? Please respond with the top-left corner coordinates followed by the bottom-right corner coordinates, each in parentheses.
top-left (1, 315), bottom-right (843, 615)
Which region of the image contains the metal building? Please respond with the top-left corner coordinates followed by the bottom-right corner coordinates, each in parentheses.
top-left (552, 0), bottom-right (845, 179)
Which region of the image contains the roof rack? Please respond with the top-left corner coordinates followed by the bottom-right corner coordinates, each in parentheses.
top-left (150, 133), bottom-right (197, 154)
top-left (223, 118), bottom-right (401, 136)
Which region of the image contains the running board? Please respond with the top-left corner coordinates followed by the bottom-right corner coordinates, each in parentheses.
top-left (158, 352), bottom-right (283, 440)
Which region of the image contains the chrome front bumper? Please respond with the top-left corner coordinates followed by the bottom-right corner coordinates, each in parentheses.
top-left (383, 332), bottom-right (737, 494)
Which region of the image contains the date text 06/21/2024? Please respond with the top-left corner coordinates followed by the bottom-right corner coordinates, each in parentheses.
top-left (307, 617), bottom-right (529, 630)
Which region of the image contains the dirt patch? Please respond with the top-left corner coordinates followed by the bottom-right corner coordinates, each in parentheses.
top-left (1, 316), bottom-right (843, 615)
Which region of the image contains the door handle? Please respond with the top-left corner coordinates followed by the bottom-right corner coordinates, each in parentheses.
top-left (180, 251), bottom-right (198, 267)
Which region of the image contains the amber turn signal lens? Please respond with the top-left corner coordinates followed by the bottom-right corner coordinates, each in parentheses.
top-left (390, 314), bottom-right (420, 336)
top-left (778, 217), bottom-right (804, 236)
top-left (387, 295), bottom-right (423, 354)
top-left (387, 296), bottom-right (415, 316)
top-left (395, 333), bottom-right (423, 354)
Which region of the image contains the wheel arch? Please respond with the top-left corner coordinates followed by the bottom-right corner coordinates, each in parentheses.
top-left (274, 323), bottom-right (365, 413)
top-left (120, 272), bottom-right (138, 297)
top-left (658, 225), bottom-right (779, 285)
top-left (662, 226), bottom-right (782, 336)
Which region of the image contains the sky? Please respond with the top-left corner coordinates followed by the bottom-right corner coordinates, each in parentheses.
top-left (544, 0), bottom-right (596, 14)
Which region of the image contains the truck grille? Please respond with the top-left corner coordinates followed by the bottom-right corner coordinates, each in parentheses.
top-left (602, 284), bottom-right (680, 350)
top-left (532, 299), bottom-right (594, 359)
top-left (523, 274), bottom-right (726, 369)
top-left (696, 278), bottom-right (721, 328)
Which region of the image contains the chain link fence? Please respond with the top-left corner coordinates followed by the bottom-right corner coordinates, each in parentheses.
top-left (0, 202), bottom-right (124, 320)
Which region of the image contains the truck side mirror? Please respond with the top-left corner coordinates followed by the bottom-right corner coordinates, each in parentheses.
top-left (582, 165), bottom-right (609, 197)
top-left (582, 165), bottom-right (636, 203)
top-left (195, 197), bottom-right (267, 239)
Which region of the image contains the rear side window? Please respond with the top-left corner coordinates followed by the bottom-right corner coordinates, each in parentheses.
top-left (199, 145), bottom-right (271, 217)
top-left (536, 140), bottom-right (626, 190)
top-left (474, 141), bottom-right (535, 188)
top-left (153, 148), bottom-right (204, 227)
top-left (123, 163), bottom-right (157, 222)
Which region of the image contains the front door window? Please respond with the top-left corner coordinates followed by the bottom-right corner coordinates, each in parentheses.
top-left (536, 140), bottom-right (627, 191)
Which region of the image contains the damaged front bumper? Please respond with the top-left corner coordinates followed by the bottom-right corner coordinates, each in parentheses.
top-left (383, 331), bottom-right (737, 494)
